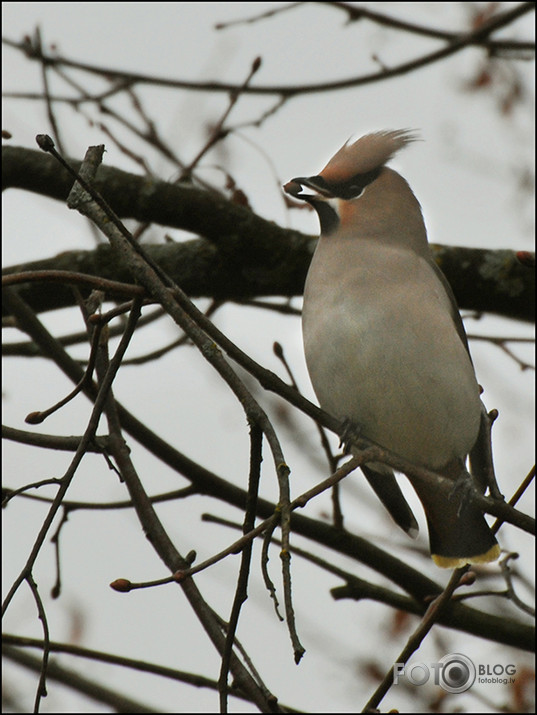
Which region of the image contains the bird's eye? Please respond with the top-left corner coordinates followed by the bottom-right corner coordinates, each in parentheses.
top-left (333, 167), bottom-right (382, 199)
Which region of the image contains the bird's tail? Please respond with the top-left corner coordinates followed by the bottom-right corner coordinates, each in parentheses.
top-left (413, 464), bottom-right (500, 568)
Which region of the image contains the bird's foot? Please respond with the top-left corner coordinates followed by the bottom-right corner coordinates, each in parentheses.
top-left (339, 419), bottom-right (362, 454)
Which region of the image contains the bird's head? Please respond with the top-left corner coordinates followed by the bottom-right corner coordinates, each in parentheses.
top-left (284, 129), bottom-right (420, 236)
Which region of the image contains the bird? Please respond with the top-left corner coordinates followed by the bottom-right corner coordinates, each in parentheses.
top-left (284, 129), bottom-right (500, 568)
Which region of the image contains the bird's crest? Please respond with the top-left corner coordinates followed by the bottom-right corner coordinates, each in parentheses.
top-left (320, 129), bottom-right (419, 183)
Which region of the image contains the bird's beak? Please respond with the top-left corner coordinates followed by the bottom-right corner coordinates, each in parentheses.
top-left (283, 179), bottom-right (306, 198)
top-left (283, 176), bottom-right (332, 202)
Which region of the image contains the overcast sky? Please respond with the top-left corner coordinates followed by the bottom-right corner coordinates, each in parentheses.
top-left (2, 3), bottom-right (535, 713)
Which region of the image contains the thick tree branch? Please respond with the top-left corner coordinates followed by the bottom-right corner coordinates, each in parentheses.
top-left (3, 145), bottom-right (534, 322)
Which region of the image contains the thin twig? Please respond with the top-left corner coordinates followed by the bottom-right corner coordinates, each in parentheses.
top-left (219, 422), bottom-right (263, 713)
top-left (4, 3), bottom-right (533, 97)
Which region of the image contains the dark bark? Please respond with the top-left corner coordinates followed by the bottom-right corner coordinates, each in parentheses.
top-left (2, 145), bottom-right (534, 322)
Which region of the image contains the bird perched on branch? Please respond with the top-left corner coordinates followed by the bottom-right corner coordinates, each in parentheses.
top-left (284, 129), bottom-right (500, 568)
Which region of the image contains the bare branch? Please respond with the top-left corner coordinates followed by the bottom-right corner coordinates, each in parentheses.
top-left (3, 3), bottom-right (534, 97)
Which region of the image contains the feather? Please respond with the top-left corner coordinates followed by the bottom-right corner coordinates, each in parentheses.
top-left (320, 129), bottom-right (419, 183)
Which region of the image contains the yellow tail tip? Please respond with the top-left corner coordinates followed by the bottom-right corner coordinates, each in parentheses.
top-left (432, 543), bottom-right (501, 569)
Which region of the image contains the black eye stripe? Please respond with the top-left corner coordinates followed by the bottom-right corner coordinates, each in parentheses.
top-left (312, 167), bottom-right (382, 199)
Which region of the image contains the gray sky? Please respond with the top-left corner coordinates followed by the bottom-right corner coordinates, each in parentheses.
top-left (2, 3), bottom-right (535, 712)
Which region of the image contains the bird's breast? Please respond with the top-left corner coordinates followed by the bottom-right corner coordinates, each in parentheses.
top-left (302, 239), bottom-right (481, 468)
